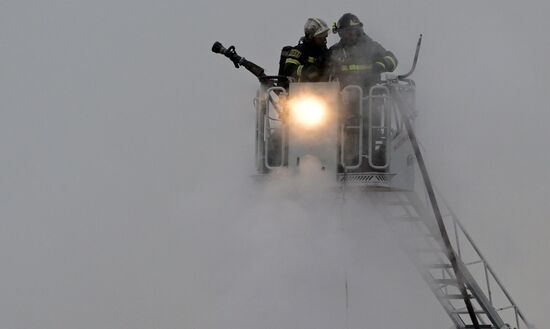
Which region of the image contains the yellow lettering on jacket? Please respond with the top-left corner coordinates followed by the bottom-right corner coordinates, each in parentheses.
top-left (288, 49), bottom-right (302, 58)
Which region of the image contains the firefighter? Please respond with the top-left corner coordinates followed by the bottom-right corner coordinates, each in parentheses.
top-left (329, 13), bottom-right (398, 172)
top-left (328, 13), bottom-right (398, 88)
top-left (282, 18), bottom-right (330, 82)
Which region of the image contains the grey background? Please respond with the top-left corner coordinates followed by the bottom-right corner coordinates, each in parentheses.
top-left (1, 0), bottom-right (549, 328)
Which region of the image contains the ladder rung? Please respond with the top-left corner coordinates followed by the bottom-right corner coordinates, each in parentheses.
top-left (428, 263), bottom-right (452, 269)
top-left (392, 216), bottom-right (424, 222)
top-left (452, 308), bottom-right (486, 314)
top-left (433, 279), bottom-right (458, 286)
top-left (441, 294), bottom-right (472, 299)
top-left (412, 247), bottom-right (445, 253)
top-left (464, 260), bottom-right (484, 266)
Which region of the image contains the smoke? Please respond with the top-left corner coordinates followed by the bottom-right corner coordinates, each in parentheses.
top-left (1, 0), bottom-right (548, 328)
top-left (177, 153), bottom-right (450, 329)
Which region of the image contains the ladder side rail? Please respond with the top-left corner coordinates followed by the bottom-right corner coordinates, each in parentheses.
top-left (399, 122), bottom-right (532, 328)
top-left (392, 88), bottom-right (495, 329)
top-left (484, 263), bottom-right (492, 304)
top-left (403, 178), bottom-right (508, 329)
top-left (515, 306), bottom-right (520, 329)
top-left (436, 193), bottom-right (532, 329)
top-left (454, 220), bottom-right (462, 258)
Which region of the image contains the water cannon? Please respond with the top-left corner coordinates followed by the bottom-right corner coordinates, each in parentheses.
top-left (211, 41), bottom-right (239, 67)
top-left (211, 41), bottom-right (265, 79)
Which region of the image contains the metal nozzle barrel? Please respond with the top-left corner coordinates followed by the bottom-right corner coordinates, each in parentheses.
top-left (211, 41), bottom-right (226, 54)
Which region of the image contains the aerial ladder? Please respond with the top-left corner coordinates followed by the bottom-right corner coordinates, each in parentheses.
top-left (365, 86), bottom-right (534, 329)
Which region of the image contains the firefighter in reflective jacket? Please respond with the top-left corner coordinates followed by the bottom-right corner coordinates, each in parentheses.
top-left (328, 13), bottom-right (398, 88)
top-left (329, 13), bottom-right (398, 172)
top-left (282, 18), bottom-right (330, 82)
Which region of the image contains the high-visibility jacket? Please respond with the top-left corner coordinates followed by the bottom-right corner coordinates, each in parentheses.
top-left (328, 33), bottom-right (398, 88)
top-left (282, 38), bottom-right (328, 82)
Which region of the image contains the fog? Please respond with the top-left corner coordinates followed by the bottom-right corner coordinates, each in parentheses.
top-left (1, 0), bottom-right (549, 328)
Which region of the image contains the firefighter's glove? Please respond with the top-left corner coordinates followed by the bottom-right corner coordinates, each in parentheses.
top-left (372, 61), bottom-right (386, 74)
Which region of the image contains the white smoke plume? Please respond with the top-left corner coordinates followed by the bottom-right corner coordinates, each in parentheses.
top-left (0, 1), bottom-right (548, 328)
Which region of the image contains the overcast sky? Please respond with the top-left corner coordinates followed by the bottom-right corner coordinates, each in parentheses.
top-left (1, 1), bottom-right (549, 328)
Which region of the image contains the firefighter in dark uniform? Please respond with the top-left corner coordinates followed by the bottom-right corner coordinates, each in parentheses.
top-left (329, 13), bottom-right (398, 172)
top-left (328, 13), bottom-right (398, 88)
top-left (282, 18), bottom-right (330, 82)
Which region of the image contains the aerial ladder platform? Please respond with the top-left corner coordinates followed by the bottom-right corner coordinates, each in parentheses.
top-left (211, 38), bottom-right (535, 329)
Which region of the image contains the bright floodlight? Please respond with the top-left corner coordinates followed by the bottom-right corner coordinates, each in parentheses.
top-left (290, 96), bottom-right (327, 128)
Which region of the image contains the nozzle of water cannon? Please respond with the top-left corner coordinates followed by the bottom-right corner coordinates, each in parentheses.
top-left (212, 41), bottom-right (231, 55)
top-left (211, 41), bottom-right (242, 69)
top-left (211, 41), bottom-right (226, 54)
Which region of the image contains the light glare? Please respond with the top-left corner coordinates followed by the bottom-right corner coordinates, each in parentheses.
top-left (291, 96), bottom-right (326, 127)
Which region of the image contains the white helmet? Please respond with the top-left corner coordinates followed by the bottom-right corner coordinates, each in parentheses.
top-left (304, 18), bottom-right (330, 38)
